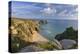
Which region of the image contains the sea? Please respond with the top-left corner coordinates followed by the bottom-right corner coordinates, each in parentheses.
top-left (39, 19), bottom-right (78, 40)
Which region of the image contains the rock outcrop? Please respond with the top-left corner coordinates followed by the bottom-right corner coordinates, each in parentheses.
top-left (9, 18), bottom-right (62, 52)
top-left (60, 39), bottom-right (76, 49)
top-left (20, 45), bottom-right (46, 52)
top-left (10, 18), bottom-right (41, 42)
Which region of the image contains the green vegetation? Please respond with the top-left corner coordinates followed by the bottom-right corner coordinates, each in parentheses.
top-left (55, 27), bottom-right (78, 49)
top-left (9, 18), bottom-right (78, 52)
top-left (37, 42), bottom-right (54, 50)
top-left (11, 36), bottom-right (27, 52)
top-left (37, 41), bottom-right (61, 50)
top-left (10, 36), bottom-right (36, 52)
top-left (55, 27), bottom-right (78, 41)
top-left (9, 18), bottom-right (49, 52)
top-left (9, 18), bottom-right (40, 52)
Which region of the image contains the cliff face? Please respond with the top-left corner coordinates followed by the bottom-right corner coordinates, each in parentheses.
top-left (9, 18), bottom-right (48, 42)
top-left (9, 18), bottom-right (63, 52)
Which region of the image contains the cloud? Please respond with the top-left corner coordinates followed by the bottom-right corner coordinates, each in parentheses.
top-left (39, 3), bottom-right (56, 16)
top-left (58, 7), bottom-right (78, 17)
top-left (12, 1), bottom-right (78, 20)
top-left (40, 7), bottom-right (56, 15)
top-left (68, 8), bottom-right (78, 17)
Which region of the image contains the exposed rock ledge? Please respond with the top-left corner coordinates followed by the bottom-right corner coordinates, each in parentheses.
top-left (20, 45), bottom-right (47, 52)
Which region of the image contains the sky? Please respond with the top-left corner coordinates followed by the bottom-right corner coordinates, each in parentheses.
top-left (9, 1), bottom-right (78, 20)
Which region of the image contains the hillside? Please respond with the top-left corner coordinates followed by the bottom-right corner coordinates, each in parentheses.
top-left (10, 18), bottom-right (49, 42)
top-left (9, 18), bottom-right (62, 52)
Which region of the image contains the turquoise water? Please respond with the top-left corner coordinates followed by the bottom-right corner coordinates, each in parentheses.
top-left (39, 20), bottom-right (78, 40)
